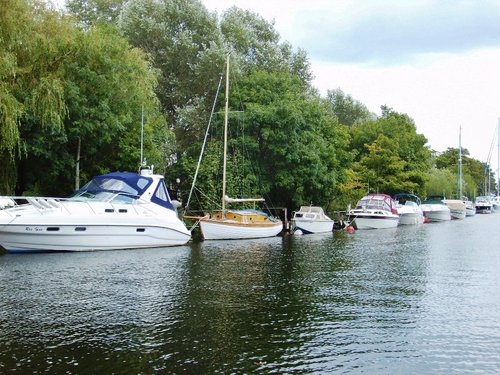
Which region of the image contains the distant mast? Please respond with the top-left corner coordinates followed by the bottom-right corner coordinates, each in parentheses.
top-left (498, 118), bottom-right (500, 196)
top-left (459, 126), bottom-right (462, 199)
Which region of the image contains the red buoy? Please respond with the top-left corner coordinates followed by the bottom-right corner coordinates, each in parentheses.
top-left (345, 225), bottom-right (355, 233)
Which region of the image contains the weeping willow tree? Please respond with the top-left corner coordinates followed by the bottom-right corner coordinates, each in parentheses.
top-left (0, 0), bottom-right (68, 193)
top-left (0, 0), bottom-right (167, 196)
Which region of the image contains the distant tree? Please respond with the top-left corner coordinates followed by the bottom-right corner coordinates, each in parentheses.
top-left (326, 88), bottom-right (373, 126)
top-left (425, 167), bottom-right (455, 198)
top-left (118, 0), bottom-right (226, 147)
top-left (220, 7), bottom-right (312, 84)
top-left (66, 0), bottom-right (125, 27)
top-left (349, 107), bottom-right (431, 197)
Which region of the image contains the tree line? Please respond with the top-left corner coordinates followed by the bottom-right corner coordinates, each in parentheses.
top-left (0, 0), bottom-right (495, 214)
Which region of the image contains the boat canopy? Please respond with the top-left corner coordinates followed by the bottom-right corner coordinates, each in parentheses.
top-left (75, 172), bottom-right (153, 197)
top-left (74, 171), bottom-right (177, 211)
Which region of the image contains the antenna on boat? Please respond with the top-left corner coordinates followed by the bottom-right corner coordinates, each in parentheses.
top-left (140, 104), bottom-right (145, 167)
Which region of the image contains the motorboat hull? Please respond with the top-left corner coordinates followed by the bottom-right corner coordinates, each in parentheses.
top-left (291, 219), bottom-right (334, 234)
top-left (199, 219), bottom-right (282, 240)
top-left (0, 221), bottom-right (191, 252)
top-left (397, 211), bottom-right (424, 225)
top-left (421, 204), bottom-right (451, 222)
top-left (350, 214), bottom-right (399, 230)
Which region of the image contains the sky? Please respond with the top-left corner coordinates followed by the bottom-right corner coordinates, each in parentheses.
top-left (203, 0), bottom-right (500, 171)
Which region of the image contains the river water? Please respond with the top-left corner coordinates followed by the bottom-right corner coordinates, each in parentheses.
top-left (1, 214), bottom-right (500, 374)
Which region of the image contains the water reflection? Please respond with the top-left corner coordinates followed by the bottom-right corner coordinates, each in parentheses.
top-left (1, 217), bottom-right (500, 373)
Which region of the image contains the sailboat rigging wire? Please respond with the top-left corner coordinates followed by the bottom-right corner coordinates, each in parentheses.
top-left (185, 73), bottom-right (224, 212)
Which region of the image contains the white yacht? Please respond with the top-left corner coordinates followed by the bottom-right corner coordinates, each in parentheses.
top-left (348, 194), bottom-right (399, 230)
top-left (0, 167), bottom-right (191, 252)
top-left (394, 193), bottom-right (424, 225)
top-left (421, 196), bottom-right (451, 222)
top-left (291, 206), bottom-right (334, 234)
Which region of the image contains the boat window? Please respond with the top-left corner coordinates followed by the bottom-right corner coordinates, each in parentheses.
top-left (136, 228), bottom-right (146, 232)
top-left (75, 227), bottom-right (86, 231)
top-left (151, 179), bottom-right (175, 211)
top-left (46, 227), bottom-right (60, 231)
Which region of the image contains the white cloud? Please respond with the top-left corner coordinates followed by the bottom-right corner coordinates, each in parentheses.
top-left (202, 0), bottom-right (500, 174)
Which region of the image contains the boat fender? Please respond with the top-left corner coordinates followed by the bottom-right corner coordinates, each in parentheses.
top-left (293, 229), bottom-right (303, 235)
top-left (345, 226), bottom-right (355, 234)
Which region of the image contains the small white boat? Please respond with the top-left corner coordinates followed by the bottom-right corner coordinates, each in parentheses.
top-left (491, 196), bottom-right (500, 212)
top-left (421, 196), bottom-right (451, 222)
top-left (394, 193), bottom-right (424, 225)
top-left (443, 199), bottom-right (466, 220)
top-left (348, 193), bottom-right (399, 230)
top-left (291, 206), bottom-right (334, 234)
top-left (475, 196), bottom-right (493, 214)
top-left (462, 198), bottom-right (476, 216)
top-left (0, 167), bottom-right (191, 252)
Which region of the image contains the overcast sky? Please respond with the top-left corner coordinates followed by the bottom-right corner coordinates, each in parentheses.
top-left (203, 0), bottom-right (500, 172)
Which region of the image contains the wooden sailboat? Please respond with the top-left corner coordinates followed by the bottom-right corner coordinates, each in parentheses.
top-left (197, 55), bottom-right (283, 240)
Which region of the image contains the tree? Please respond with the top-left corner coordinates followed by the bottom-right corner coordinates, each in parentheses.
top-left (349, 107), bottom-right (431, 197)
top-left (326, 88), bottom-right (373, 126)
top-left (220, 7), bottom-right (312, 84)
top-left (0, 1), bottom-right (166, 195)
top-left (426, 167), bottom-right (455, 198)
top-left (118, 0), bottom-right (226, 139)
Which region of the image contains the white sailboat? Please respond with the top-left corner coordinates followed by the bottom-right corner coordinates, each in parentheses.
top-left (458, 126), bottom-right (476, 216)
top-left (197, 55), bottom-right (282, 240)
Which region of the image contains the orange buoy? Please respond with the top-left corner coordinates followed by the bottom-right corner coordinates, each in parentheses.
top-left (345, 225), bottom-right (355, 233)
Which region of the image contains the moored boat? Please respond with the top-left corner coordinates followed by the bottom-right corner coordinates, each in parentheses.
top-left (394, 193), bottom-right (424, 225)
top-left (0, 167), bottom-right (191, 252)
top-left (462, 197), bottom-right (476, 216)
top-left (291, 206), bottom-right (334, 234)
top-left (348, 193), bottom-right (399, 230)
top-left (421, 196), bottom-right (451, 222)
top-left (475, 196), bottom-right (493, 214)
top-left (443, 199), bottom-right (466, 220)
top-left (195, 55), bottom-right (282, 240)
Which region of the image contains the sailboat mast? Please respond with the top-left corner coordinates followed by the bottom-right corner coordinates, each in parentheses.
top-left (222, 54), bottom-right (230, 213)
top-left (459, 126), bottom-right (462, 199)
top-left (497, 118), bottom-right (500, 196)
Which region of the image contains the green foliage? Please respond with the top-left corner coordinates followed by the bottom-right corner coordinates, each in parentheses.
top-left (326, 88), bottom-right (373, 126)
top-left (426, 167), bottom-right (455, 198)
top-left (349, 107), bottom-right (431, 197)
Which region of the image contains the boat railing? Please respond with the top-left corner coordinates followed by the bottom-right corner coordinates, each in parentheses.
top-left (0, 195), bottom-right (157, 217)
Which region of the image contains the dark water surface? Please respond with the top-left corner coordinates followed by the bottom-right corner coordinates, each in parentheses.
top-left (1, 214), bottom-right (500, 374)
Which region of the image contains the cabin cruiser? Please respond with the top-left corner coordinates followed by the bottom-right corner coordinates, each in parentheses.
top-left (421, 196), bottom-right (451, 222)
top-left (291, 206), bottom-right (334, 234)
top-left (475, 196), bottom-right (493, 214)
top-left (0, 167), bottom-right (191, 252)
top-left (443, 199), bottom-right (466, 220)
top-left (348, 193), bottom-right (399, 229)
top-left (462, 197), bottom-right (476, 216)
top-left (394, 193), bottom-right (424, 225)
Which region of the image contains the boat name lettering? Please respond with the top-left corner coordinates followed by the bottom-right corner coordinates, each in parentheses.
top-left (25, 226), bottom-right (43, 232)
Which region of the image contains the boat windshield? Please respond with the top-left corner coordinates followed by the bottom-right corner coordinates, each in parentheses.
top-left (70, 172), bottom-right (153, 201)
top-left (356, 195), bottom-right (392, 211)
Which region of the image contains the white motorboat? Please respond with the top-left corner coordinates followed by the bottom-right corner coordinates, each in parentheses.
top-left (462, 198), bottom-right (476, 216)
top-left (291, 206), bottom-right (334, 234)
top-left (0, 167), bottom-right (191, 252)
top-left (475, 196), bottom-right (493, 214)
top-left (443, 199), bottom-right (466, 220)
top-left (394, 193), bottom-right (424, 225)
top-left (348, 194), bottom-right (399, 230)
top-left (491, 196), bottom-right (500, 212)
top-left (421, 196), bottom-right (451, 222)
